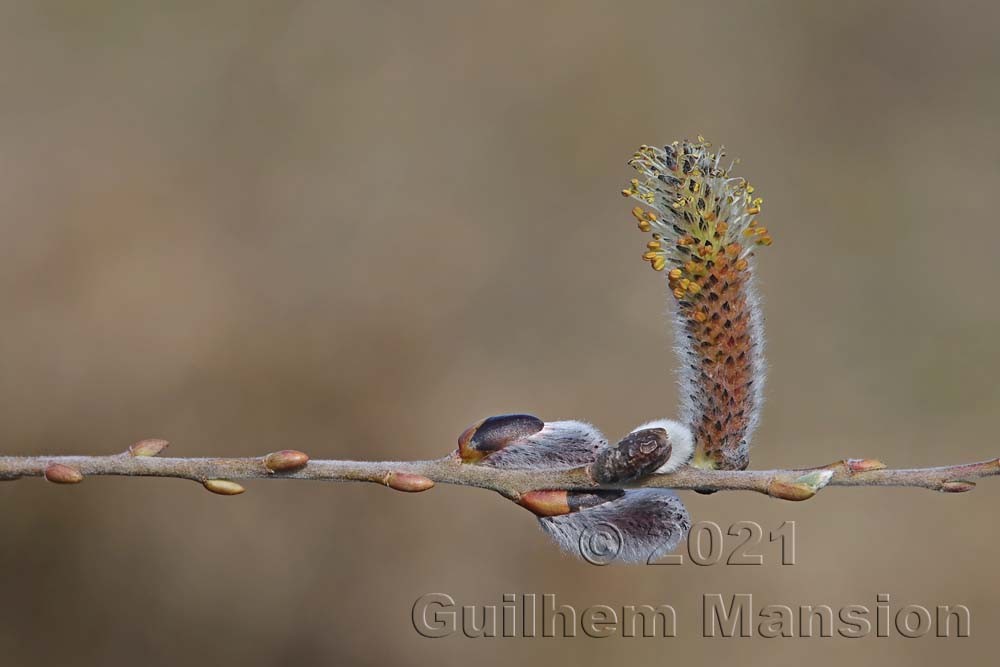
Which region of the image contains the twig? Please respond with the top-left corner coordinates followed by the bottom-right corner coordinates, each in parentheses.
top-left (1, 442), bottom-right (997, 501)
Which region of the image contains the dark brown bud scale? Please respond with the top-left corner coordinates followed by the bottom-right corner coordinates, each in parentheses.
top-left (457, 413), bottom-right (544, 462)
top-left (590, 428), bottom-right (672, 484)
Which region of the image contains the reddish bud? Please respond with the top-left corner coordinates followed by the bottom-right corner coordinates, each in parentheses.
top-left (264, 450), bottom-right (310, 472)
top-left (385, 472), bottom-right (434, 493)
top-left (518, 489), bottom-right (623, 517)
top-left (846, 458), bottom-right (886, 473)
top-left (44, 463), bottom-right (83, 485)
top-left (940, 480), bottom-right (976, 493)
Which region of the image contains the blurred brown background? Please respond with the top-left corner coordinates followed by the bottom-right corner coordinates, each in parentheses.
top-left (1, 1), bottom-right (998, 665)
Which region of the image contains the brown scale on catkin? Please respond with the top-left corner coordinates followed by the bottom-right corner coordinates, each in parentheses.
top-left (622, 138), bottom-right (769, 471)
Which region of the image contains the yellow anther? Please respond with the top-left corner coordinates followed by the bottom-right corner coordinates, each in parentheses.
top-left (637, 220), bottom-right (651, 232)
top-left (746, 206), bottom-right (761, 215)
top-left (631, 206), bottom-right (645, 220)
top-left (693, 311), bottom-right (707, 323)
top-left (647, 240), bottom-right (661, 250)
top-left (673, 287), bottom-right (686, 299)
top-left (642, 251), bottom-right (658, 261)
top-left (668, 268), bottom-right (683, 280)
top-left (687, 282), bottom-right (701, 295)
top-left (652, 257), bottom-right (666, 271)
top-left (757, 236), bottom-right (773, 246)
top-left (716, 221), bottom-right (728, 234)
top-left (679, 278), bottom-right (690, 290)
top-left (735, 259), bottom-right (749, 271)
top-left (678, 236), bottom-right (693, 246)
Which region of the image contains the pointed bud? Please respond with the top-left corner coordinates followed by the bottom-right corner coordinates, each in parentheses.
top-left (203, 479), bottom-right (245, 495)
top-left (940, 480), bottom-right (976, 493)
top-left (590, 428), bottom-right (671, 484)
top-left (457, 413), bottom-right (544, 462)
top-left (846, 458), bottom-right (886, 473)
top-left (384, 472), bottom-right (434, 492)
top-left (129, 438), bottom-right (170, 457)
top-left (264, 449), bottom-right (310, 472)
top-left (44, 463), bottom-right (83, 484)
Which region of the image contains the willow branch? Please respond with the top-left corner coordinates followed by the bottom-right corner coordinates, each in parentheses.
top-left (1, 441), bottom-right (997, 501)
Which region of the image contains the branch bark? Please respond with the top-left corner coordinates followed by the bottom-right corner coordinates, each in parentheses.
top-left (1, 444), bottom-right (998, 501)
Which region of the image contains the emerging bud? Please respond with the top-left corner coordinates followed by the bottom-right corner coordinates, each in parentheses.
top-left (518, 489), bottom-right (624, 517)
top-left (766, 480), bottom-right (817, 501)
top-left (128, 438), bottom-right (170, 457)
top-left (264, 449), bottom-right (310, 472)
top-left (203, 479), bottom-right (246, 495)
top-left (590, 428), bottom-right (672, 484)
top-left (767, 470), bottom-right (833, 501)
top-left (457, 413), bottom-right (544, 462)
top-left (384, 472), bottom-right (435, 493)
top-left (44, 463), bottom-right (83, 484)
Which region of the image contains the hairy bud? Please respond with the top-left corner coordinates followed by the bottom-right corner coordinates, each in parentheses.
top-left (590, 428), bottom-right (672, 484)
top-left (457, 413), bottom-right (544, 462)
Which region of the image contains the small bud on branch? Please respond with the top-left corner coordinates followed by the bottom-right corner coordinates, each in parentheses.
top-left (128, 439), bottom-right (169, 458)
top-left (44, 463), bottom-right (83, 484)
top-left (264, 450), bottom-right (310, 472)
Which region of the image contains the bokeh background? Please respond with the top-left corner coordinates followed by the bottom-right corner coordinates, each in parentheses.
top-left (1, 1), bottom-right (999, 665)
